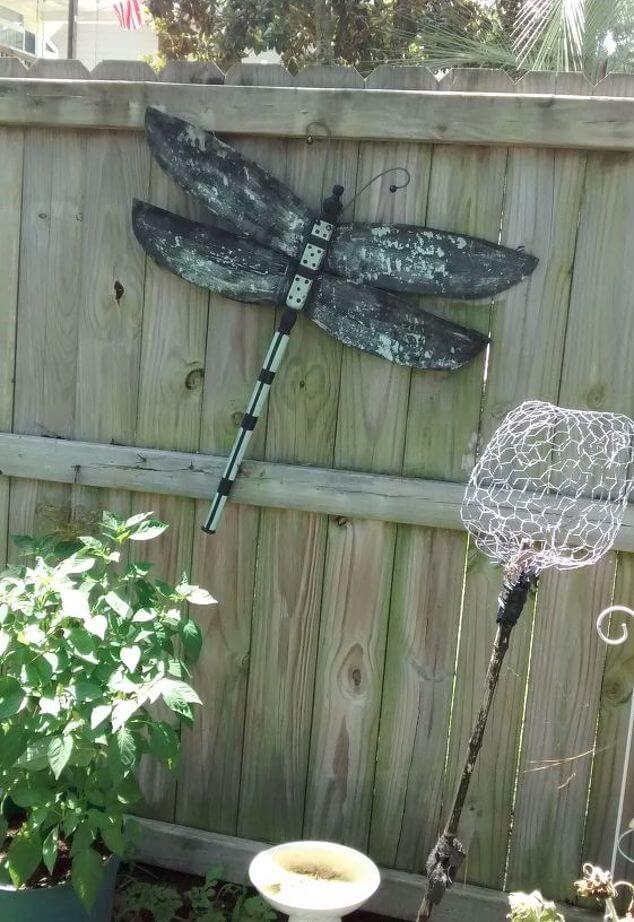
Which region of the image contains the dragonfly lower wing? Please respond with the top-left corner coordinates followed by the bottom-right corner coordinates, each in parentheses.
top-left (307, 275), bottom-right (489, 370)
top-left (133, 201), bottom-right (291, 304)
top-left (327, 224), bottom-right (538, 299)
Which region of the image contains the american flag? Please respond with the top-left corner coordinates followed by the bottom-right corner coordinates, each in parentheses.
top-left (112, 0), bottom-right (143, 30)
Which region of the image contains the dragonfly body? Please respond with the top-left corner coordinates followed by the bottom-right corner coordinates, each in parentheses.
top-left (133, 106), bottom-right (538, 534)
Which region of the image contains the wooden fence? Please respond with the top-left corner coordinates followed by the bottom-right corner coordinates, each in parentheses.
top-left (0, 57), bottom-right (633, 914)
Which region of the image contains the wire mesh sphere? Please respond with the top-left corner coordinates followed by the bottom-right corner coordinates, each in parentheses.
top-left (461, 400), bottom-right (634, 575)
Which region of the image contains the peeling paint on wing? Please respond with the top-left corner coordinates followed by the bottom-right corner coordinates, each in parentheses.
top-left (306, 276), bottom-right (488, 370)
top-left (132, 200), bottom-right (290, 305)
top-left (144, 107), bottom-right (314, 258)
top-left (327, 224), bottom-right (538, 299)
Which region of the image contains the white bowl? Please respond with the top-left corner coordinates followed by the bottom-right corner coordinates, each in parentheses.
top-left (249, 840), bottom-right (380, 922)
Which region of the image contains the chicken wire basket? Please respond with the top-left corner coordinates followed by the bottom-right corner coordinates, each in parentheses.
top-left (461, 400), bottom-right (634, 576)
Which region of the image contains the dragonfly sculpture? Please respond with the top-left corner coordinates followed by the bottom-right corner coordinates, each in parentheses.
top-left (133, 107), bottom-right (538, 534)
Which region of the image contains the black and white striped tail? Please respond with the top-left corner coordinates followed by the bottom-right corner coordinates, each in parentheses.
top-left (202, 309), bottom-right (297, 533)
top-left (202, 205), bottom-right (340, 535)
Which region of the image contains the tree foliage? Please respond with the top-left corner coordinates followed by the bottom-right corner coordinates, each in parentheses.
top-left (145, 0), bottom-right (499, 73)
top-left (145, 0), bottom-right (634, 80)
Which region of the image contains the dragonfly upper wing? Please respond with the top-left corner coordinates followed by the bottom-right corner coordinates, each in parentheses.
top-left (144, 107), bottom-right (315, 257)
top-left (133, 200), bottom-right (291, 304)
top-left (307, 275), bottom-right (489, 370)
top-left (326, 224), bottom-right (538, 299)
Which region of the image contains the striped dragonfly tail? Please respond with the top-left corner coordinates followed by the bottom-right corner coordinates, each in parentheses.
top-left (202, 308), bottom-right (298, 534)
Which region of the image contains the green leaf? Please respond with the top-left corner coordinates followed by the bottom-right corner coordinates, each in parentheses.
top-left (10, 783), bottom-right (49, 808)
top-left (111, 698), bottom-right (142, 732)
top-left (175, 582), bottom-right (217, 606)
top-left (67, 627), bottom-right (99, 663)
top-left (115, 776), bottom-right (142, 806)
top-left (98, 816), bottom-right (126, 856)
top-left (128, 520), bottom-right (168, 542)
top-left (58, 556), bottom-right (96, 575)
top-left (0, 817), bottom-right (8, 846)
top-left (39, 696), bottom-right (61, 716)
top-left (85, 614), bottom-right (108, 639)
top-left (61, 588), bottom-right (90, 621)
top-left (105, 591), bottom-right (131, 618)
top-left (71, 846), bottom-right (103, 910)
top-left (0, 630), bottom-right (10, 656)
top-left (7, 831), bottom-right (42, 887)
top-left (120, 645), bottom-right (141, 673)
top-left (180, 619), bottom-right (203, 662)
top-left (72, 680), bottom-right (102, 702)
top-left (124, 512), bottom-right (153, 528)
top-left (48, 735), bottom-right (73, 779)
top-left (0, 676), bottom-right (25, 720)
top-left (42, 826), bottom-right (59, 875)
top-left (0, 728), bottom-right (27, 769)
top-left (90, 703), bottom-right (112, 730)
top-left (71, 821), bottom-right (95, 856)
top-left (115, 727), bottom-right (137, 770)
top-left (159, 678), bottom-right (202, 707)
top-left (147, 722), bottom-right (180, 770)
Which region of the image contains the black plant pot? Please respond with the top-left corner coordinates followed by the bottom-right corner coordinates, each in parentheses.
top-left (0, 855), bottom-right (120, 922)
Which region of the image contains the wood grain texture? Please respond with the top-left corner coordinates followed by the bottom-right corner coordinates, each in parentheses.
top-left (507, 73), bottom-right (634, 901)
top-left (1, 433), bottom-right (634, 550)
top-left (0, 126), bottom-right (23, 564)
top-left (176, 63), bottom-right (293, 836)
top-left (574, 72), bottom-right (634, 890)
top-left (131, 62), bottom-right (209, 823)
top-left (583, 553), bottom-right (634, 883)
top-left (73, 102), bottom-right (150, 520)
top-left (303, 66), bottom-right (435, 851)
top-left (507, 557), bottom-right (615, 898)
top-left (370, 70), bottom-right (512, 876)
top-left (8, 62), bottom-right (89, 549)
top-left (442, 73), bottom-right (589, 891)
top-left (237, 65), bottom-right (360, 843)
top-left (5, 79), bottom-right (634, 149)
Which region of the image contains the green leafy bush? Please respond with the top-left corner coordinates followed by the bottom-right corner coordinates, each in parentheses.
top-left (115, 865), bottom-right (278, 921)
top-left (0, 512), bottom-right (215, 908)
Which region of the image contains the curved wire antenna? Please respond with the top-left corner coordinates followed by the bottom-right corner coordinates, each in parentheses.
top-left (618, 827), bottom-right (634, 865)
top-left (596, 604), bottom-right (633, 646)
top-left (341, 167), bottom-right (411, 215)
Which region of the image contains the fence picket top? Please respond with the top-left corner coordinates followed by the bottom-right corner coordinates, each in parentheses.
top-left (0, 58), bottom-right (28, 77)
top-left (91, 60), bottom-right (157, 81)
top-left (160, 60), bottom-right (225, 84)
top-left (365, 64), bottom-right (438, 90)
top-left (26, 58), bottom-right (90, 78)
top-left (439, 66), bottom-right (515, 92)
top-left (224, 62), bottom-right (293, 86)
top-left (296, 64), bottom-right (365, 87)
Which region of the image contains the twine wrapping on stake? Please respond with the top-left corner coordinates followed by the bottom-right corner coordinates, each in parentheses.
top-left (417, 400), bottom-right (634, 922)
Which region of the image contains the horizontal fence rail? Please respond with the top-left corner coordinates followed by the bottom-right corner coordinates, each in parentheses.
top-left (0, 433), bottom-right (633, 551)
top-left (2, 80), bottom-right (634, 148)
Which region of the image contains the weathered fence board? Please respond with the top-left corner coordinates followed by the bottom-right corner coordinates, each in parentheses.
top-left (9, 67), bottom-right (88, 547)
top-left (177, 63), bottom-right (293, 837)
top-left (303, 64), bottom-right (435, 852)
top-left (0, 65), bottom-right (632, 906)
top-left (507, 71), bottom-right (634, 899)
top-left (5, 80), bottom-right (634, 149)
top-left (238, 64), bottom-right (360, 844)
top-left (0, 125), bottom-right (22, 564)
